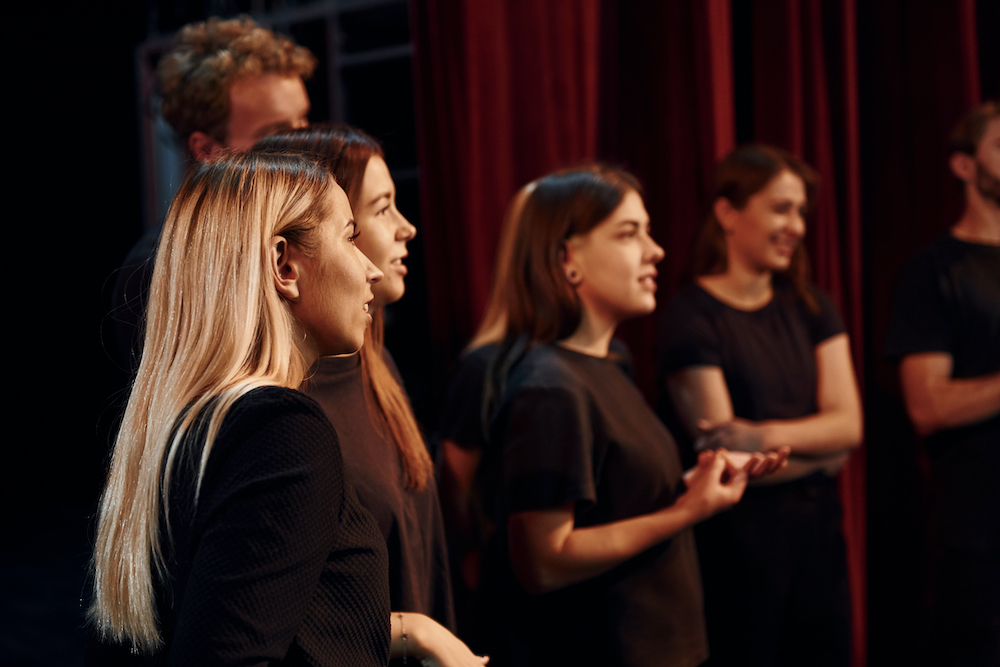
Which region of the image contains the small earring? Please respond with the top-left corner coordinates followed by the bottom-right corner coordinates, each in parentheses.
top-left (566, 269), bottom-right (578, 282)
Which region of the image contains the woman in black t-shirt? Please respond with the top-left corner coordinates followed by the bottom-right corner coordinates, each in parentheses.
top-left (481, 164), bottom-right (786, 666)
top-left (660, 145), bottom-right (862, 666)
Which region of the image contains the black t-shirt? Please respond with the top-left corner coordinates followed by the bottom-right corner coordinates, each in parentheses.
top-left (304, 353), bottom-right (457, 629)
top-left (484, 344), bottom-right (707, 667)
top-left (440, 339), bottom-right (634, 453)
top-left (885, 234), bottom-right (1000, 552)
top-left (88, 387), bottom-right (391, 666)
top-left (660, 281), bottom-right (845, 424)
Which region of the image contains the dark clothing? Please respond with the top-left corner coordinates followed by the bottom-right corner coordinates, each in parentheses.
top-left (441, 339), bottom-right (634, 453)
top-left (304, 352), bottom-right (456, 631)
top-left (483, 344), bottom-right (708, 667)
top-left (87, 386), bottom-right (391, 666)
top-left (884, 234), bottom-right (1000, 552)
top-left (885, 234), bottom-right (1000, 665)
top-left (660, 282), bottom-right (851, 667)
top-left (661, 282), bottom-right (845, 425)
top-left (110, 223), bottom-right (162, 371)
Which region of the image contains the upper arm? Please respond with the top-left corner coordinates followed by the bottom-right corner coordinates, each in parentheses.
top-left (898, 352), bottom-right (953, 435)
top-left (507, 504), bottom-right (576, 594)
top-left (815, 334), bottom-right (862, 426)
top-left (665, 366), bottom-right (733, 438)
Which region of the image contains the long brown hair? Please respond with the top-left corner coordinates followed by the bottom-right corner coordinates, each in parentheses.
top-left (486, 164), bottom-right (641, 413)
top-left (691, 144), bottom-right (819, 311)
top-left (503, 164), bottom-right (642, 344)
top-left (255, 124), bottom-right (432, 490)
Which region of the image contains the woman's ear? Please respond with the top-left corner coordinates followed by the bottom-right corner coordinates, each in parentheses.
top-left (560, 239), bottom-right (583, 286)
top-left (270, 235), bottom-right (301, 300)
top-left (713, 197), bottom-right (737, 233)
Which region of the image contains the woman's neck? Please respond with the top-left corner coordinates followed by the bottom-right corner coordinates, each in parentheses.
top-left (698, 264), bottom-right (774, 311)
top-left (559, 309), bottom-right (617, 357)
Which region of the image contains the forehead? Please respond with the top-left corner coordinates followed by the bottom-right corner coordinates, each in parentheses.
top-left (360, 155), bottom-right (393, 195)
top-left (978, 117), bottom-right (1000, 147)
top-left (758, 169), bottom-right (806, 199)
top-left (327, 183), bottom-right (353, 223)
top-left (602, 188), bottom-right (648, 224)
top-left (226, 73), bottom-right (309, 141)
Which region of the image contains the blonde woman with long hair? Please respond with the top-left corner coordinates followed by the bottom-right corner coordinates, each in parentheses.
top-left (255, 125), bottom-right (488, 667)
top-left (88, 152), bottom-right (390, 666)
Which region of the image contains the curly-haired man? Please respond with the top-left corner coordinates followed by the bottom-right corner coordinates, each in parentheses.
top-left (158, 15), bottom-right (316, 158)
top-left (113, 17), bottom-right (316, 368)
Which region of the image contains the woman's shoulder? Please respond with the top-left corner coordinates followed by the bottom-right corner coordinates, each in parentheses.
top-left (228, 385), bottom-right (328, 425)
top-left (212, 386), bottom-right (337, 461)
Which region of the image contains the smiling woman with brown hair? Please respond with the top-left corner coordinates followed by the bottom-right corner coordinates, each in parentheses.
top-left (661, 145), bottom-right (862, 666)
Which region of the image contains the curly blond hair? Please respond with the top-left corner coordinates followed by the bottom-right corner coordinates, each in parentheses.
top-left (157, 16), bottom-right (316, 143)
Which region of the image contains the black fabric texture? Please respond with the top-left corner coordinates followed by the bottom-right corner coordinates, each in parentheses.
top-left (304, 352), bottom-right (456, 631)
top-left (88, 386), bottom-right (391, 666)
top-left (481, 344), bottom-right (707, 667)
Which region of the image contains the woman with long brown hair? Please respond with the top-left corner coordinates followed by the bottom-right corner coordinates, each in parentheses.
top-left (479, 164), bottom-right (785, 666)
top-left (256, 124), bottom-right (485, 666)
top-left (660, 145), bottom-right (862, 665)
top-left (88, 152), bottom-right (390, 665)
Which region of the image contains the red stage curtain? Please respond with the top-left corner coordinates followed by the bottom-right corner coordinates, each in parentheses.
top-left (749, 1), bottom-right (867, 662)
top-left (410, 1), bottom-right (989, 665)
top-left (410, 0), bottom-right (602, 360)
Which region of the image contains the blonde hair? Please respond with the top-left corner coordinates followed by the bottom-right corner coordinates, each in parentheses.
top-left (89, 152), bottom-right (333, 651)
top-left (158, 15), bottom-right (317, 143)
top-left (259, 125), bottom-right (433, 491)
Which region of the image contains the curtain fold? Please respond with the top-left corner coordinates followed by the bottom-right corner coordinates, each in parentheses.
top-left (750, 1), bottom-right (867, 662)
top-left (411, 0), bottom-right (601, 360)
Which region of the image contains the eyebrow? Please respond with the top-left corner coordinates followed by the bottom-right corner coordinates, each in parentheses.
top-left (366, 191), bottom-right (392, 208)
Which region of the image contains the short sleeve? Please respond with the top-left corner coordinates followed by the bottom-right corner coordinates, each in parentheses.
top-left (439, 346), bottom-right (495, 451)
top-left (885, 252), bottom-right (952, 360)
top-left (805, 286), bottom-right (847, 346)
top-left (500, 386), bottom-right (596, 515)
top-left (660, 294), bottom-right (723, 374)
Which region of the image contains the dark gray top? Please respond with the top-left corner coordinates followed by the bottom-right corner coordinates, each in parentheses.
top-left (304, 352), bottom-right (457, 629)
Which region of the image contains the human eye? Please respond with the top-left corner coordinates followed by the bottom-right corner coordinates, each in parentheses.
top-left (349, 223), bottom-right (360, 243)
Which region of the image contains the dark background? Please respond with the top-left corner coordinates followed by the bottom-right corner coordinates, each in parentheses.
top-left (4, 1), bottom-right (997, 665)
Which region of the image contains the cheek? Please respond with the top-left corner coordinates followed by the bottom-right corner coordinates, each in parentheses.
top-left (354, 218), bottom-right (393, 269)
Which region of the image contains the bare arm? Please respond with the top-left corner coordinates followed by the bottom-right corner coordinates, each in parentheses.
top-left (666, 334), bottom-right (862, 479)
top-left (899, 353), bottom-right (1000, 436)
top-left (390, 612), bottom-right (488, 666)
top-left (507, 451), bottom-right (746, 594)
